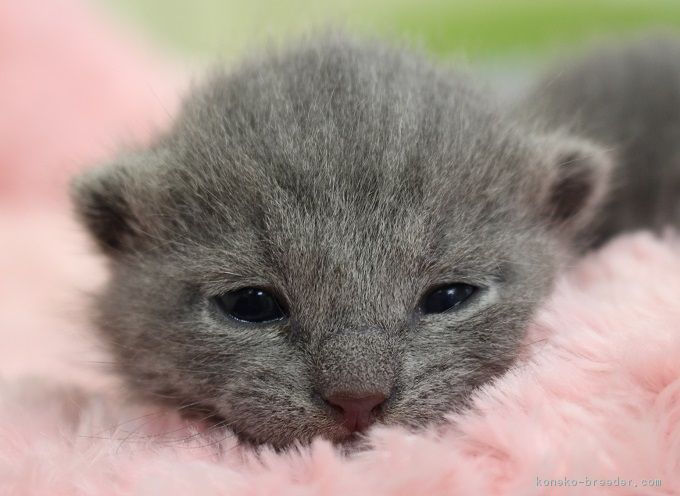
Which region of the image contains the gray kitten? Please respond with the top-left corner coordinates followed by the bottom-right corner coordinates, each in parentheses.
top-left (71, 33), bottom-right (680, 448)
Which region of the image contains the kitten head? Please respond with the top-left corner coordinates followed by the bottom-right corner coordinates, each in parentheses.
top-left (72, 35), bottom-right (610, 448)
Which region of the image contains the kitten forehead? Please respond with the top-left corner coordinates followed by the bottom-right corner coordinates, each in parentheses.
top-left (140, 35), bottom-right (536, 306)
top-left (165, 36), bottom-right (524, 191)
top-left (153, 36), bottom-right (530, 236)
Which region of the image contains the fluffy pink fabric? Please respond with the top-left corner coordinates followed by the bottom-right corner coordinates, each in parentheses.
top-left (0, 0), bottom-right (182, 207)
top-left (1, 1), bottom-right (679, 495)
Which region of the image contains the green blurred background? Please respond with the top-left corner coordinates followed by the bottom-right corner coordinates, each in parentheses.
top-left (101, 0), bottom-right (680, 61)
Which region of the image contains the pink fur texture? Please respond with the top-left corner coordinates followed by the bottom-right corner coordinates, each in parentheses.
top-left (1, 1), bottom-right (679, 495)
top-left (0, 0), bottom-right (181, 206)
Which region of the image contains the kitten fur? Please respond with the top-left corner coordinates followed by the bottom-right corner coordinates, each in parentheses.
top-left (516, 34), bottom-right (680, 246)
top-left (71, 33), bottom-right (679, 448)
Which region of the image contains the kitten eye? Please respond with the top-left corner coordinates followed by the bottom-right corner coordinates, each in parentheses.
top-left (421, 284), bottom-right (477, 314)
top-left (213, 288), bottom-right (286, 323)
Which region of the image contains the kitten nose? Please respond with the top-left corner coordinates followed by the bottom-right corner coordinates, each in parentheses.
top-left (324, 393), bottom-right (387, 432)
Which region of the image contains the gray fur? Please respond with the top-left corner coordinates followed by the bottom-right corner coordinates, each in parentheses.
top-left (71, 33), bottom-right (679, 448)
top-left (516, 33), bottom-right (680, 246)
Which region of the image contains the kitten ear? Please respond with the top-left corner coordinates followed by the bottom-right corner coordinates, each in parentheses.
top-left (532, 133), bottom-right (613, 234)
top-left (70, 155), bottom-right (148, 256)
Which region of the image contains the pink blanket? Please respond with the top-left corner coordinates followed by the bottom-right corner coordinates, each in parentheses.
top-left (1, 1), bottom-right (678, 494)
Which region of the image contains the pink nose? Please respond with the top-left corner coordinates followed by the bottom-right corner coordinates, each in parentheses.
top-left (324, 393), bottom-right (387, 432)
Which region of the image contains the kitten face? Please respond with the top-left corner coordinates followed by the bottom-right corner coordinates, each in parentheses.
top-left (73, 36), bottom-right (610, 448)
